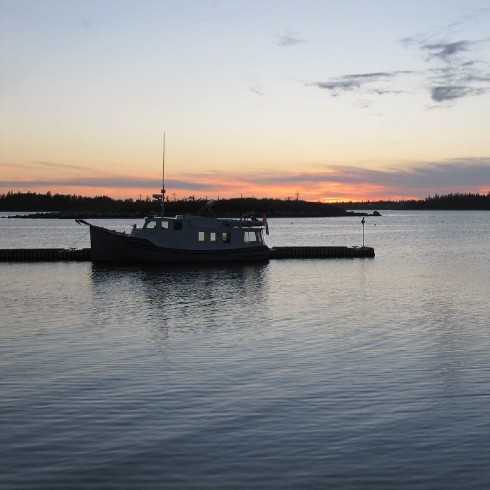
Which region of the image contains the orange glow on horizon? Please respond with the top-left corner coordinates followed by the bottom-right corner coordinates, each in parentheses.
top-left (0, 183), bottom-right (464, 203)
top-left (2, 171), bottom-right (488, 203)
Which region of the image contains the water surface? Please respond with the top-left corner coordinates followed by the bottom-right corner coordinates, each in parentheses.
top-left (1, 211), bottom-right (489, 489)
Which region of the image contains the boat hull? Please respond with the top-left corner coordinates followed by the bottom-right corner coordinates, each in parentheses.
top-left (89, 224), bottom-right (270, 262)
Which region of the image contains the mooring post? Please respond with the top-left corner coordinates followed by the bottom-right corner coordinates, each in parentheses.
top-left (361, 217), bottom-right (365, 248)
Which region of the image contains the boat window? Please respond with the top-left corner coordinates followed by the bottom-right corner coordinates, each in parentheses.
top-left (174, 221), bottom-right (183, 231)
top-left (146, 221), bottom-right (159, 230)
top-left (222, 232), bottom-right (231, 243)
top-left (210, 232), bottom-right (218, 242)
top-left (162, 221), bottom-right (169, 229)
top-left (198, 231), bottom-right (206, 242)
top-left (244, 231), bottom-right (258, 243)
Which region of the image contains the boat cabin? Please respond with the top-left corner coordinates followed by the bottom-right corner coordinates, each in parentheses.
top-left (130, 215), bottom-right (266, 250)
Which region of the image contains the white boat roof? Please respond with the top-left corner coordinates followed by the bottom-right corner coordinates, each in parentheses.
top-left (144, 214), bottom-right (264, 228)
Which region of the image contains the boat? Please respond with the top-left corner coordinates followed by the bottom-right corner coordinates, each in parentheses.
top-left (76, 206), bottom-right (270, 262)
top-left (76, 133), bottom-right (270, 262)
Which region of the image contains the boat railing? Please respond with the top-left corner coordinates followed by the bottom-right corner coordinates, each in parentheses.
top-left (218, 218), bottom-right (264, 229)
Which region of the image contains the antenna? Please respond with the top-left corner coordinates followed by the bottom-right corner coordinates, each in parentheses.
top-left (161, 131), bottom-right (166, 217)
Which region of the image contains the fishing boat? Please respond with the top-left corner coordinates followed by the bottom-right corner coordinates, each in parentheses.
top-left (77, 134), bottom-right (270, 262)
top-left (77, 207), bottom-right (270, 262)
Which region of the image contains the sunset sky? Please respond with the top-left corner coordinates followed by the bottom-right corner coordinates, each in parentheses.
top-left (1, 0), bottom-right (489, 202)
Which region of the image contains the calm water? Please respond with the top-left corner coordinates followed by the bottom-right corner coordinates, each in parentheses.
top-left (1, 211), bottom-right (489, 489)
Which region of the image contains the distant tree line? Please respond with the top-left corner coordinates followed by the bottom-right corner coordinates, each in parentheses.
top-left (2, 191), bottom-right (488, 217)
top-left (341, 192), bottom-right (490, 211)
top-left (0, 191), bottom-right (352, 218)
top-left (209, 197), bottom-right (348, 217)
top-left (0, 191), bottom-right (153, 216)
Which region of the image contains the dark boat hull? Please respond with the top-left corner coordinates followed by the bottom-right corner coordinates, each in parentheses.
top-left (89, 224), bottom-right (270, 262)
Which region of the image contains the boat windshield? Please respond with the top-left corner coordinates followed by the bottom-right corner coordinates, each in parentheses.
top-left (143, 218), bottom-right (173, 228)
top-left (145, 219), bottom-right (159, 230)
top-left (244, 230), bottom-right (264, 244)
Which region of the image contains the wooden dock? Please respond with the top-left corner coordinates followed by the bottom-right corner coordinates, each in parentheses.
top-left (0, 246), bottom-right (374, 262)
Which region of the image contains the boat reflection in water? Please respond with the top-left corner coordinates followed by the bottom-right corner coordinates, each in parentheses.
top-left (89, 261), bottom-right (269, 338)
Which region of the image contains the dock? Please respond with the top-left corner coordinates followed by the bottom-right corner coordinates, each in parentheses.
top-left (270, 246), bottom-right (374, 259)
top-left (0, 248), bottom-right (92, 262)
top-left (0, 246), bottom-right (374, 262)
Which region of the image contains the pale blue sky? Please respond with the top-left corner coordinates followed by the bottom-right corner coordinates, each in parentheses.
top-left (1, 0), bottom-right (489, 200)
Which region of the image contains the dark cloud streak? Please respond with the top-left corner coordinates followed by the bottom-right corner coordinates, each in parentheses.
top-left (0, 176), bottom-right (215, 192)
top-left (32, 161), bottom-right (93, 171)
top-left (2, 160), bottom-right (488, 199)
top-left (234, 159), bottom-right (489, 189)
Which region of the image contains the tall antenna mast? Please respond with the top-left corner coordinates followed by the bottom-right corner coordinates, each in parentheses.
top-left (161, 131), bottom-right (166, 217)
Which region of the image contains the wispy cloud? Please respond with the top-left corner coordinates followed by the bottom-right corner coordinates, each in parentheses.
top-left (249, 86), bottom-right (264, 96)
top-left (422, 40), bottom-right (471, 62)
top-left (32, 160), bottom-right (93, 172)
top-left (277, 31), bottom-right (305, 46)
top-left (1, 160), bottom-right (100, 172)
top-left (0, 175), bottom-right (214, 192)
top-left (308, 71), bottom-right (413, 96)
top-left (407, 35), bottom-right (490, 103)
top-left (310, 13), bottom-right (490, 107)
top-left (430, 85), bottom-right (481, 102)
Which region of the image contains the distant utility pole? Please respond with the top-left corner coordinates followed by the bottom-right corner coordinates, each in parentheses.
top-left (161, 131), bottom-right (166, 217)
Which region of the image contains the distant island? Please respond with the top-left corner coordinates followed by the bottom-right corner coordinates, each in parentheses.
top-left (0, 191), bottom-right (489, 218)
top-left (338, 192), bottom-right (490, 211)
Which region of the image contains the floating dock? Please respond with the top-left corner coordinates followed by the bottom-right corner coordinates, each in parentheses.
top-left (0, 246), bottom-right (374, 262)
top-left (0, 248), bottom-right (91, 262)
top-left (270, 246), bottom-right (374, 259)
